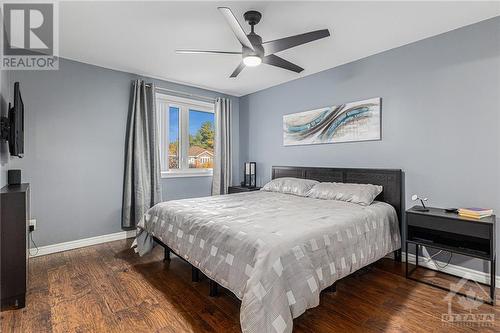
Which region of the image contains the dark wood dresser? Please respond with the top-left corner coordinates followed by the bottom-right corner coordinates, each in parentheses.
top-left (1, 183), bottom-right (30, 310)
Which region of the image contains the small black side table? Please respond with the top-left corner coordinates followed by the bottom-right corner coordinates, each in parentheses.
top-left (406, 206), bottom-right (496, 305)
top-left (228, 186), bottom-right (261, 194)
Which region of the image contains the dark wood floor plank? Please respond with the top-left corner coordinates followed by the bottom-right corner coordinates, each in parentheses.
top-left (1, 239), bottom-right (498, 333)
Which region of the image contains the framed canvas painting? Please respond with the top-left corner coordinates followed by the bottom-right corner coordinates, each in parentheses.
top-left (283, 97), bottom-right (381, 146)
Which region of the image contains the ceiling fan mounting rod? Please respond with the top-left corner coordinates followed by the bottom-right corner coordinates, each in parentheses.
top-left (244, 10), bottom-right (262, 34)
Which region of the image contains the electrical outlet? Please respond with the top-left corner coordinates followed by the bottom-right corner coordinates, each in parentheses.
top-left (29, 219), bottom-right (36, 232)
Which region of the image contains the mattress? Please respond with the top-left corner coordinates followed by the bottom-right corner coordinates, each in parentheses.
top-left (135, 190), bottom-right (401, 333)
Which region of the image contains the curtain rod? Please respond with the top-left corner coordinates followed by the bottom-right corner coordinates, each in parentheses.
top-left (144, 84), bottom-right (216, 103)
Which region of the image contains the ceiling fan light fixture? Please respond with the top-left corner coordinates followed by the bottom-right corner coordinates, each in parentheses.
top-left (243, 55), bottom-right (262, 67)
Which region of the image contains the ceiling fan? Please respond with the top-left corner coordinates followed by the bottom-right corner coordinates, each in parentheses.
top-left (176, 7), bottom-right (331, 78)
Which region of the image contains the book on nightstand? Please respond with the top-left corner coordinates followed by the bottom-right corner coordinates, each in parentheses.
top-left (458, 207), bottom-right (493, 219)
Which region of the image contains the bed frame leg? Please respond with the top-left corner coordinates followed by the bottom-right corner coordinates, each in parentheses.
top-left (192, 267), bottom-right (200, 282)
top-left (325, 282), bottom-right (337, 293)
top-left (209, 280), bottom-right (219, 297)
top-left (164, 247), bottom-right (171, 262)
top-left (394, 249), bottom-right (402, 262)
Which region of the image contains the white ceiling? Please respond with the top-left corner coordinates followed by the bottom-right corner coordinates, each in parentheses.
top-left (59, 1), bottom-right (500, 96)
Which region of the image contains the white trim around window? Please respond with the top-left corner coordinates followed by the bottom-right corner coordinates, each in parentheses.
top-left (156, 93), bottom-right (215, 178)
top-left (160, 169), bottom-right (213, 178)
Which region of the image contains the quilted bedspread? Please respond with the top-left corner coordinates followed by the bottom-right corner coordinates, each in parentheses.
top-left (135, 191), bottom-right (401, 333)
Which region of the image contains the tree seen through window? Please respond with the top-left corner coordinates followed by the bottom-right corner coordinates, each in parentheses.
top-left (168, 109), bottom-right (215, 169)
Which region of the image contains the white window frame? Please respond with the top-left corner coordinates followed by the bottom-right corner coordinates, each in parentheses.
top-left (156, 93), bottom-right (215, 178)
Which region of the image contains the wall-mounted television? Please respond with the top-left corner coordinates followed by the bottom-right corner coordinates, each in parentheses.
top-left (0, 82), bottom-right (24, 157)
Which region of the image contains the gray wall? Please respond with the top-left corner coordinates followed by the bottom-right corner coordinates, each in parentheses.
top-left (239, 17), bottom-right (500, 273)
top-left (0, 58), bottom-right (239, 246)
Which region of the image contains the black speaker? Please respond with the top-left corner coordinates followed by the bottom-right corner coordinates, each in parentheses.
top-left (7, 169), bottom-right (21, 185)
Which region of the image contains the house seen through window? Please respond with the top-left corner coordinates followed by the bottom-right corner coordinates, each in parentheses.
top-left (157, 94), bottom-right (215, 176)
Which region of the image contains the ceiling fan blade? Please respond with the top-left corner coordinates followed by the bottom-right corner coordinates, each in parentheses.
top-left (262, 29), bottom-right (330, 55)
top-left (263, 54), bottom-right (304, 73)
top-left (218, 7), bottom-right (255, 51)
top-left (230, 62), bottom-right (245, 78)
top-left (176, 49), bottom-right (242, 55)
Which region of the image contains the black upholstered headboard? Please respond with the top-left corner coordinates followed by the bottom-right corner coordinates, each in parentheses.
top-left (271, 166), bottom-right (403, 227)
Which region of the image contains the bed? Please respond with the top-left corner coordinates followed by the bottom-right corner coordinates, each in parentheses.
top-left (134, 166), bottom-right (403, 333)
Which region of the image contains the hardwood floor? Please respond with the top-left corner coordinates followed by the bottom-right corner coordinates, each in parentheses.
top-left (1, 239), bottom-right (498, 332)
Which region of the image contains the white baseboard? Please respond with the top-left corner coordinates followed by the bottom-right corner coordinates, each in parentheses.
top-left (31, 230), bottom-right (137, 257)
top-left (402, 252), bottom-right (500, 286)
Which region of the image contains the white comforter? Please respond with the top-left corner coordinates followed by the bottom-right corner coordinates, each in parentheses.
top-left (135, 191), bottom-right (401, 333)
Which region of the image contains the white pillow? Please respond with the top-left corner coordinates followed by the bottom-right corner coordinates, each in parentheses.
top-left (261, 177), bottom-right (319, 197)
top-left (307, 182), bottom-right (383, 206)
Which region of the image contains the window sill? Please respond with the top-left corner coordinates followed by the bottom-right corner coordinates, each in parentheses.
top-left (161, 170), bottom-right (213, 179)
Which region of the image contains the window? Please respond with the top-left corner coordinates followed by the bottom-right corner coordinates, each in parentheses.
top-left (157, 94), bottom-right (215, 177)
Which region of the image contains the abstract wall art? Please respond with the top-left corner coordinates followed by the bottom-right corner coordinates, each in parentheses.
top-left (283, 97), bottom-right (381, 146)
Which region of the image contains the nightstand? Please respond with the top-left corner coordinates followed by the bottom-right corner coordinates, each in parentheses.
top-left (228, 186), bottom-right (261, 194)
top-left (405, 206), bottom-right (496, 305)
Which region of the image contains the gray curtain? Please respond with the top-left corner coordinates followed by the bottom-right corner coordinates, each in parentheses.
top-left (122, 80), bottom-right (161, 228)
top-left (211, 98), bottom-right (232, 195)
